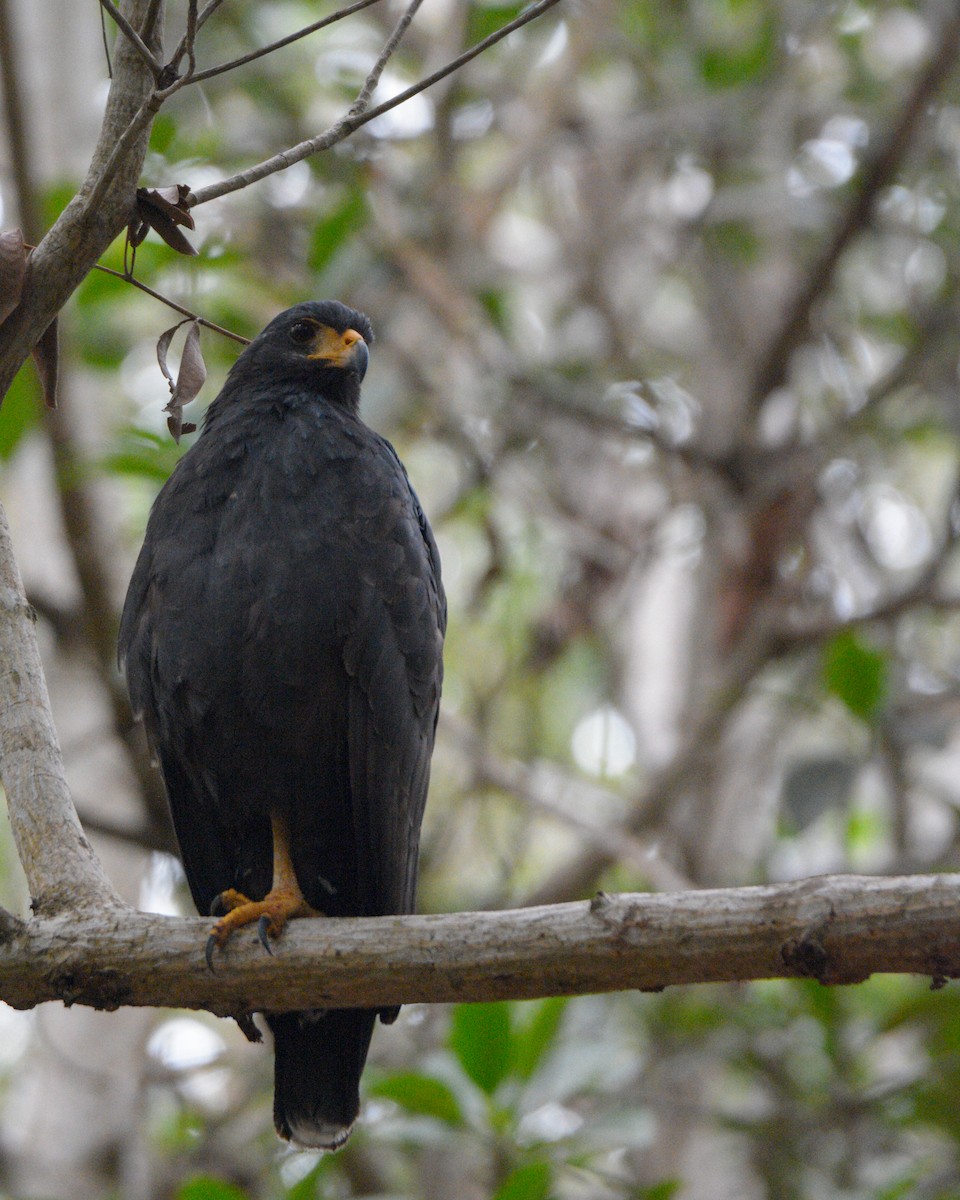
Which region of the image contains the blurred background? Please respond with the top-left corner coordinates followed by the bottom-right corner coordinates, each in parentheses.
top-left (2, 0), bottom-right (960, 1196)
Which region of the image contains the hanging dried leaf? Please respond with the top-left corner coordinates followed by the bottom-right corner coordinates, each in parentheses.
top-left (131, 184), bottom-right (197, 256)
top-left (157, 318), bottom-right (206, 442)
top-left (31, 317), bottom-right (59, 409)
top-left (156, 317), bottom-right (192, 389)
top-left (0, 229), bottom-right (28, 325)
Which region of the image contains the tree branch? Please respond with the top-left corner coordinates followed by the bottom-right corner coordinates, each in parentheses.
top-left (188, 0), bottom-right (563, 208)
top-left (0, 873), bottom-right (958, 1017)
top-left (186, 0), bottom-right (384, 86)
top-left (84, 258), bottom-right (250, 344)
top-left (745, 2), bottom-right (960, 418)
top-left (0, 0), bottom-right (163, 403)
top-left (350, 0), bottom-right (424, 117)
top-left (98, 0), bottom-right (163, 79)
top-left (0, 501), bottom-right (121, 915)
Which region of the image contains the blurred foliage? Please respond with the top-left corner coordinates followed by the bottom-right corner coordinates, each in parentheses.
top-left (7, 0), bottom-right (960, 1197)
top-left (822, 629), bottom-right (889, 722)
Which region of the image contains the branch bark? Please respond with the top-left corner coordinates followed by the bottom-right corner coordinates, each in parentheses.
top-left (0, 501), bottom-right (120, 914)
top-left (0, 0), bottom-right (162, 403)
top-left (0, 873), bottom-right (958, 1018)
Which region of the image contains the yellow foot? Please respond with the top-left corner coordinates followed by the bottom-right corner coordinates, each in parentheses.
top-left (205, 887), bottom-right (321, 970)
top-left (210, 887), bottom-right (252, 916)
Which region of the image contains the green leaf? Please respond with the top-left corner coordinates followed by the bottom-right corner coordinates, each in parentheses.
top-left (369, 1071), bottom-right (464, 1126)
top-left (308, 187), bottom-right (367, 276)
top-left (638, 1184), bottom-right (681, 1200)
top-left (449, 1001), bottom-right (513, 1095)
top-left (821, 630), bottom-right (888, 722)
top-left (149, 113), bottom-right (177, 154)
top-left (467, 3), bottom-right (523, 44)
top-left (710, 221), bottom-right (762, 265)
top-left (0, 364), bottom-right (41, 460)
top-left (175, 1177), bottom-right (249, 1200)
top-left (699, 5), bottom-right (776, 89)
top-left (102, 428), bottom-right (183, 483)
top-left (512, 996), bottom-right (568, 1081)
top-left (491, 1161), bottom-right (551, 1200)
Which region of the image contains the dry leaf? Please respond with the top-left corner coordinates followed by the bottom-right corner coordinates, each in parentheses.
top-left (0, 229), bottom-right (27, 325)
top-left (32, 317), bottom-right (59, 409)
top-left (157, 318), bottom-right (206, 442)
top-left (132, 184), bottom-right (197, 256)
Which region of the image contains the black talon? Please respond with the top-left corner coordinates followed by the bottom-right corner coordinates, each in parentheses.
top-left (258, 914), bottom-right (275, 954)
top-left (209, 893), bottom-right (227, 918)
top-left (205, 933), bottom-right (218, 972)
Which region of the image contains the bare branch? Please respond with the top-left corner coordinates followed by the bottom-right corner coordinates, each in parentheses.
top-left (182, 0), bottom-right (198, 76)
top-left (88, 258), bottom-right (251, 344)
top-left (0, 0), bottom-right (40, 240)
top-left (98, 0), bottom-right (163, 79)
top-left (195, 0), bottom-right (225, 30)
top-left (0, 874), bottom-right (958, 1016)
top-left (441, 713), bottom-right (693, 892)
top-left (350, 0), bottom-right (424, 117)
top-left (0, 0), bottom-right (162, 403)
top-left (187, 0), bottom-right (384, 86)
top-left (188, 0), bottom-right (563, 208)
top-left (0, 501), bottom-right (121, 915)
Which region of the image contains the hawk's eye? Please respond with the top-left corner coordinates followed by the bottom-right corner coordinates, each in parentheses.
top-left (289, 321), bottom-right (316, 345)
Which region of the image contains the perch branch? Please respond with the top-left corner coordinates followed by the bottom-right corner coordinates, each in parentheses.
top-left (0, 873), bottom-right (959, 1015)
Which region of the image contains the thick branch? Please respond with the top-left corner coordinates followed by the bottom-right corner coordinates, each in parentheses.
top-left (0, 501), bottom-right (120, 914)
top-left (0, 0), bottom-right (162, 403)
top-left (0, 874), bottom-right (958, 1017)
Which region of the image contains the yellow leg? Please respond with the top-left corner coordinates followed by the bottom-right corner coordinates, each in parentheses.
top-left (206, 813), bottom-right (321, 968)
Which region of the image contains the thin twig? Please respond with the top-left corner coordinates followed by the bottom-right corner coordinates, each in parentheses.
top-left (196, 0), bottom-right (227, 31)
top-left (99, 2), bottom-right (113, 78)
top-left (21, 244), bottom-right (251, 346)
top-left (350, 0), bottom-right (424, 116)
top-left (189, 0), bottom-right (563, 207)
top-left (186, 0), bottom-right (384, 86)
top-left (93, 262), bottom-right (251, 345)
top-left (184, 0), bottom-right (199, 77)
top-left (98, 0), bottom-right (163, 79)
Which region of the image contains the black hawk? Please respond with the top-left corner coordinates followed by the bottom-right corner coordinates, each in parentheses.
top-left (119, 301), bottom-right (445, 1149)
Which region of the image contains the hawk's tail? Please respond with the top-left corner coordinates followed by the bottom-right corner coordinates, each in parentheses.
top-left (269, 1008), bottom-right (377, 1150)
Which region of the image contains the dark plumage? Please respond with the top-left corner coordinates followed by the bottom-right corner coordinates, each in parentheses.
top-left (119, 301), bottom-right (445, 1149)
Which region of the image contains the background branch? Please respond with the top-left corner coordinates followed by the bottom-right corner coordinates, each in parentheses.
top-left (744, 2), bottom-right (960, 418)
